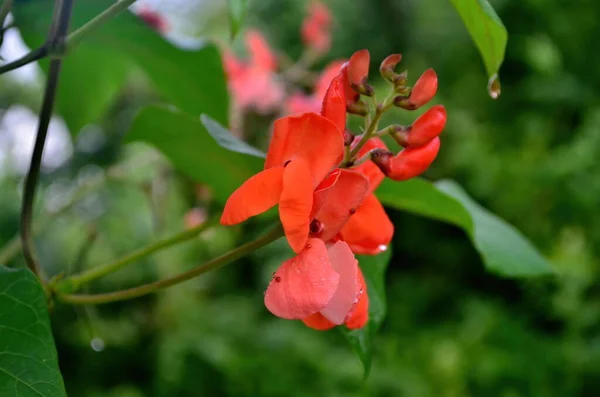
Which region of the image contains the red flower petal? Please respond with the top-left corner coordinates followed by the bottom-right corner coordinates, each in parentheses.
top-left (409, 68), bottom-right (438, 108)
top-left (340, 193), bottom-right (394, 255)
top-left (347, 49), bottom-right (370, 87)
top-left (265, 113), bottom-right (344, 187)
top-left (220, 167), bottom-right (285, 225)
top-left (320, 241), bottom-right (359, 324)
top-left (407, 105), bottom-right (446, 148)
top-left (352, 137), bottom-right (387, 193)
top-left (320, 73), bottom-right (347, 135)
top-left (388, 137), bottom-right (440, 181)
top-left (264, 238), bottom-right (340, 319)
top-left (302, 312), bottom-right (335, 330)
top-left (280, 158), bottom-right (314, 253)
top-left (344, 267), bottom-right (369, 329)
top-left (311, 169), bottom-right (369, 241)
top-left (315, 61), bottom-right (345, 99)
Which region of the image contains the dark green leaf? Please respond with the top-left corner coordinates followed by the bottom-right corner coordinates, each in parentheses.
top-left (377, 178), bottom-right (553, 277)
top-left (0, 267), bottom-right (67, 397)
top-left (227, 0), bottom-right (249, 40)
top-left (13, 0), bottom-right (228, 134)
top-left (125, 105), bottom-right (263, 202)
top-left (340, 249), bottom-right (392, 377)
top-left (201, 114), bottom-right (265, 159)
top-left (450, 0), bottom-right (508, 78)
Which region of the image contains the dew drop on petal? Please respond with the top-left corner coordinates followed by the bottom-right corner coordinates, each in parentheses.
top-left (90, 337), bottom-right (105, 352)
top-left (488, 74), bottom-right (501, 99)
top-left (378, 244), bottom-right (388, 252)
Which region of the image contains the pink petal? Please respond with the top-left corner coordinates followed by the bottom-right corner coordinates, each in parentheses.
top-left (264, 238), bottom-right (340, 319)
top-left (319, 241), bottom-right (359, 325)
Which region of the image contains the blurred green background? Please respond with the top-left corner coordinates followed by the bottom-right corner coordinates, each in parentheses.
top-left (1, 0), bottom-right (599, 396)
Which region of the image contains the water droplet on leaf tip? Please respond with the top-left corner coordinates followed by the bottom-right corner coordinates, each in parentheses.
top-left (90, 337), bottom-right (105, 352)
top-left (488, 75), bottom-right (501, 99)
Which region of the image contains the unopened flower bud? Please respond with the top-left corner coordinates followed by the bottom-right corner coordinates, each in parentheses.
top-left (386, 137), bottom-right (440, 181)
top-left (405, 105), bottom-right (446, 147)
top-left (406, 68), bottom-right (438, 109)
top-left (348, 49), bottom-right (373, 96)
top-left (346, 100), bottom-right (369, 116)
top-left (379, 54), bottom-right (402, 82)
top-left (369, 148), bottom-right (394, 175)
top-left (393, 70), bottom-right (408, 89)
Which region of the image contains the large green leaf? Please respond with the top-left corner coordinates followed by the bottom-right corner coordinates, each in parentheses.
top-left (450, 0), bottom-right (508, 78)
top-left (12, 0), bottom-right (228, 134)
top-left (340, 249), bottom-right (392, 377)
top-left (0, 267), bottom-right (66, 397)
top-left (377, 178), bottom-right (553, 277)
top-left (125, 105), bottom-right (263, 202)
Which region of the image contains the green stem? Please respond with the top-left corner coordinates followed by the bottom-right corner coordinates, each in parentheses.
top-left (58, 217), bottom-right (220, 292)
top-left (66, 0), bottom-right (138, 51)
top-left (56, 225), bottom-right (284, 305)
top-left (348, 107), bottom-right (383, 161)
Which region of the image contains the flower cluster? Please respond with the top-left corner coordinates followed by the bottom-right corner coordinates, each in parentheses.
top-left (221, 49), bottom-right (446, 330)
top-left (223, 1), bottom-right (339, 117)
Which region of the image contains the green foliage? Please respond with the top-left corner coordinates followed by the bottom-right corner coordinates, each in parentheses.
top-left (13, 0), bottom-right (228, 135)
top-left (0, 267), bottom-right (66, 397)
top-left (227, 0), bottom-right (249, 40)
top-left (449, 0), bottom-right (507, 78)
top-left (340, 249), bottom-right (392, 377)
top-left (377, 178), bottom-right (554, 277)
top-left (125, 105), bottom-right (263, 202)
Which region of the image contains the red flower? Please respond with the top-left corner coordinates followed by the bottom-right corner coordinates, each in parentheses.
top-left (223, 30), bottom-right (285, 113)
top-left (372, 137), bottom-right (441, 181)
top-left (301, 1), bottom-right (332, 54)
top-left (339, 138), bottom-right (394, 254)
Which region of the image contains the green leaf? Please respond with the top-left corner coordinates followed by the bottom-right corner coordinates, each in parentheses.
top-left (125, 105), bottom-right (263, 202)
top-left (200, 114), bottom-right (266, 159)
top-left (377, 178), bottom-right (554, 277)
top-left (450, 0), bottom-right (508, 78)
top-left (0, 267), bottom-right (67, 397)
top-left (340, 249), bottom-right (392, 377)
top-left (13, 0), bottom-right (228, 134)
top-left (227, 0), bottom-right (249, 40)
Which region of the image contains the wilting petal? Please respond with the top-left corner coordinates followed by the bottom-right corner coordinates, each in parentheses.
top-left (352, 137), bottom-right (387, 193)
top-left (311, 169), bottom-right (369, 241)
top-left (280, 158), bottom-right (313, 253)
top-left (321, 73), bottom-right (347, 135)
top-left (320, 241), bottom-right (359, 324)
top-left (265, 113), bottom-right (344, 187)
top-left (344, 267), bottom-right (369, 329)
top-left (302, 312), bottom-right (335, 330)
top-left (221, 167), bottom-right (285, 225)
top-left (246, 30), bottom-right (277, 71)
top-left (264, 239), bottom-right (340, 319)
top-left (340, 193), bottom-right (394, 255)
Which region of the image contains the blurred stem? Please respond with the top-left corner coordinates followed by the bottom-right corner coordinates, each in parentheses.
top-left (346, 107), bottom-right (383, 164)
top-left (20, 0), bottom-right (73, 281)
top-left (0, 0), bottom-right (136, 75)
top-left (56, 224), bottom-right (284, 305)
top-left (58, 218), bottom-right (220, 292)
top-left (66, 0), bottom-right (138, 51)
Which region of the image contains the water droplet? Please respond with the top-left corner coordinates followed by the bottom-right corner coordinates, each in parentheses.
top-left (90, 337), bottom-right (105, 352)
top-left (487, 74), bottom-right (501, 99)
top-left (377, 244), bottom-right (388, 252)
top-left (275, 276), bottom-right (281, 282)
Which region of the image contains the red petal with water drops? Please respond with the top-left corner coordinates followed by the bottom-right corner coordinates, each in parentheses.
top-left (319, 241), bottom-right (359, 324)
top-left (345, 267), bottom-right (369, 329)
top-left (264, 239), bottom-right (340, 319)
top-left (340, 193), bottom-right (393, 255)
